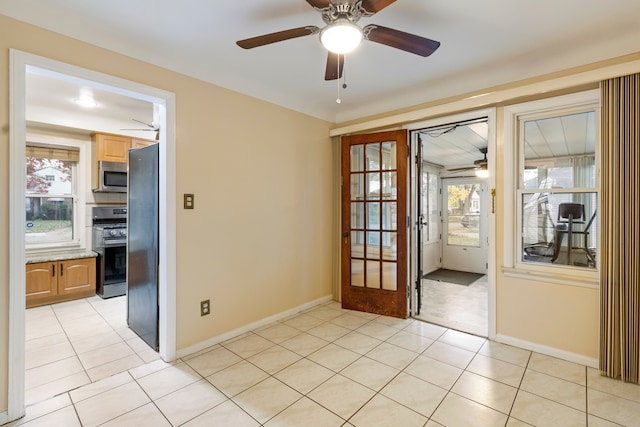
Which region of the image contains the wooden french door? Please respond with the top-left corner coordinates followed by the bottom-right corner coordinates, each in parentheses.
top-left (341, 130), bottom-right (408, 318)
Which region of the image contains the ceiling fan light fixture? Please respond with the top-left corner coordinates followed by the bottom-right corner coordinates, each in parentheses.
top-left (475, 167), bottom-right (489, 178)
top-left (320, 19), bottom-right (363, 54)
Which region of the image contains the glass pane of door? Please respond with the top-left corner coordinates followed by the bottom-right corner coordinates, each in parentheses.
top-left (446, 183), bottom-right (480, 247)
top-left (349, 141), bottom-right (399, 290)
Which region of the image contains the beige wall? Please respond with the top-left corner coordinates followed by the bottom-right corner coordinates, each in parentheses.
top-left (0, 14), bottom-right (333, 414)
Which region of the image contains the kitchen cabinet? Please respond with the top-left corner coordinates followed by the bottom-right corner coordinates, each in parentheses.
top-left (93, 133), bottom-right (131, 163)
top-left (26, 257), bottom-right (96, 308)
top-left (131, 137), bottom-right (156, 149)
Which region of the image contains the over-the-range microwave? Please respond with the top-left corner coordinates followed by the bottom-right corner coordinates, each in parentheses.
top-left (94, 161), bottom-right (127, 193)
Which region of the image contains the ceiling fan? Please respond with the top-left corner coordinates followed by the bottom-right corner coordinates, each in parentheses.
top-left (121, 118), bottom-right (160, 140)
top-left (447, 147), bottom-right (488, 173)
top-left (236, 0), bottom-right (441, 81)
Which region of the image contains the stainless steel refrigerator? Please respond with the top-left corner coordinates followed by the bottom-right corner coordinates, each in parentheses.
top-left (127, 143), bottom-right (159, 351)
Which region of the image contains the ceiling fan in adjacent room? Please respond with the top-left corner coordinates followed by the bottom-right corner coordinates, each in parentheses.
top-left (236, 0), bottom-right (441, 81)
top-left (121, 118), bottom-right (160, 140)
top-left (446, 147), bottom-right (489, 177)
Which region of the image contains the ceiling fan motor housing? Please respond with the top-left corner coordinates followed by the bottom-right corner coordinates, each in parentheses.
top-left (320, 2), bottom-right (369, 24)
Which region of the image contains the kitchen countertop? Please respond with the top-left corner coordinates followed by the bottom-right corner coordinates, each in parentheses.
top-left (26, 249), bottom-right (98, 264)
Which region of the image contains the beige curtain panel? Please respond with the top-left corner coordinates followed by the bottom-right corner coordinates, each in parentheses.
top-left (599, 73), bottom-right (640, 383)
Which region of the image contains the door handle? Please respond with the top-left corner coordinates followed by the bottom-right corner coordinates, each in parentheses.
top-left (343, 231), bottom-right (349, 244)
top-left (491, 188), bottom-right (496, 214)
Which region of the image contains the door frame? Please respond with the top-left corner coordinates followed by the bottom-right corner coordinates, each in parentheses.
top-left (407, 108), bottom-right (497, 337)
top-left (415, 152), bottom-right (443, 315)
top-left (8, 50), bottom-right (177, 420)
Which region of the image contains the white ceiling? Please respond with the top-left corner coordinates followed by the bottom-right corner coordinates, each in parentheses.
top-left (26, 71), bottom-right (156, 140)
top-left (2, 0), bottom-right (640, 124)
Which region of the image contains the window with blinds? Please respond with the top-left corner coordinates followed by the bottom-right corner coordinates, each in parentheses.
top-left (26, 144), bottom-right (80, 246)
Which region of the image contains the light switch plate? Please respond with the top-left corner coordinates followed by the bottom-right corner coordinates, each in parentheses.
top-left (184, 194), bottom-right (194, 209)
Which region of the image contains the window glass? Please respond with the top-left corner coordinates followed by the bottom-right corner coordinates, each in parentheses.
top-left (25, 153), bottom-right (77, 245)
top-left (519, 110), bottom-right (597, 269)
top-left (446, 183), bottom-right (480, 247)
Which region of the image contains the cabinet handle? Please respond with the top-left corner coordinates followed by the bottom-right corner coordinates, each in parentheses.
top-left (52, 264), bottom-right (55, 277)
top-left (60, 263), bottom-right (63, 276)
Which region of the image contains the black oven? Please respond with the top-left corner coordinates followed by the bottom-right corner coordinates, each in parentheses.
top-left (92, 206), bottom-right (127, 298)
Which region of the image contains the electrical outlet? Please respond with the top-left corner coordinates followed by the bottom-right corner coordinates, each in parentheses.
top-left (184, 194), bottom-right (195, 209)
top-left (200, 299), bottom-right (210, 316)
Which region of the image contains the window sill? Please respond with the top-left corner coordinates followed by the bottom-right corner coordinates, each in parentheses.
top-left (26, 243), bottom-right (84, 255)
top-left (501, 265), bottom-right (599, 289)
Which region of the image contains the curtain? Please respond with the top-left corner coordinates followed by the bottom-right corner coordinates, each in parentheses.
top-left (572, 155), bottom-right (596, 248)
top-left (600, 73), bottom-right (640, 383)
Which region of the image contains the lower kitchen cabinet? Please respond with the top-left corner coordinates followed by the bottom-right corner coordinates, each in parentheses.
top-left (26, 257), bottom-right (96, 308)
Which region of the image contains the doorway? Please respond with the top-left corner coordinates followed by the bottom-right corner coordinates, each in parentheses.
top-left (410, 112), bottom-right (496, 337)
top-left (8, 50), bottom-right (177, 420)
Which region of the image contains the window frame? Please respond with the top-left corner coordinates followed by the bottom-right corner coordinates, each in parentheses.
top-left (25, 134), bottom-right (87, 253)
top-left (503, 90), bottom-right (600, 286)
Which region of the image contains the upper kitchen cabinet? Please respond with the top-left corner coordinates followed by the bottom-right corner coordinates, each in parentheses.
top-left (131, 138), bottom-right (157, 149)
top-left (93, 132), bottom-right (130, 163)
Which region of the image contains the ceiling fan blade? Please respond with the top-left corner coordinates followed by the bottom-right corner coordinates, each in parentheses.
top-left (305, 0), bottom-right (331, 9)
top-left (237, 26), bottom-right (319, 49)
top-left (363, 24), bottom-right (440, 57)
top-left (131, 118), bottom-right (155, 128)
top-left (325, 52), bottom-right (344, 81)
top-left (360, 0), bottom-right (397, 14)
top-left (447, 166), bottom-right (477, 172)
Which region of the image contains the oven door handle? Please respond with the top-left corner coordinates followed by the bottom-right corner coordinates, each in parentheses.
top-left (103, 240), bottom-right (127, 248)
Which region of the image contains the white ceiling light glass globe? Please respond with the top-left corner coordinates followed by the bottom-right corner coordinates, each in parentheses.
top-left (320, 19), bottom-right (363, 54)
top-left (475, 168), bottom-right (489, 178)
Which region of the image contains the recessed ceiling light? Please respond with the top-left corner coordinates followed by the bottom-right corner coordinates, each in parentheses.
top-left (73, 96), bottom-right (98, 108)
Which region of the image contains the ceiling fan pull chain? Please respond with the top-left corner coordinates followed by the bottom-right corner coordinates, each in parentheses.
top-left (336, 54), bottom-right (342, 104)
top-left (343, 56), bottom-right (348, 90)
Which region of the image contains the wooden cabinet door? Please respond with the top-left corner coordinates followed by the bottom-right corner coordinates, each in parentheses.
top-left (26, 262), bottom-right (57, 300)
top-left (95, 133), bottom-right (131, 163)
top-left (131, 138), bottom-right (156, 149)
top-left (58, 258), bottom-right (96, 296)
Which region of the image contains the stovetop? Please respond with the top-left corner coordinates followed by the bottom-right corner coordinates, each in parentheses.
top-left (92, 206), bottom-right (127, 226)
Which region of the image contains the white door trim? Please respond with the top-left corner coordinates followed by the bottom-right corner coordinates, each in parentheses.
top-left (407, 108), bottom-right (496, 339)
top-left (8, 49), bottom-right (177, 421)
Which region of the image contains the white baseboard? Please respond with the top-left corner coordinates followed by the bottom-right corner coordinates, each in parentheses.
top-left (176, 295), bottom-right (334, 359)
top-left (495, 334), bottom-right (598, 368)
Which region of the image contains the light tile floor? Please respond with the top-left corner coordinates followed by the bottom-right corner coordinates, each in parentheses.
top-left (7, 298), bottom-right (640, 426)
top-left (415, 275), bottom-right (488, 337)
